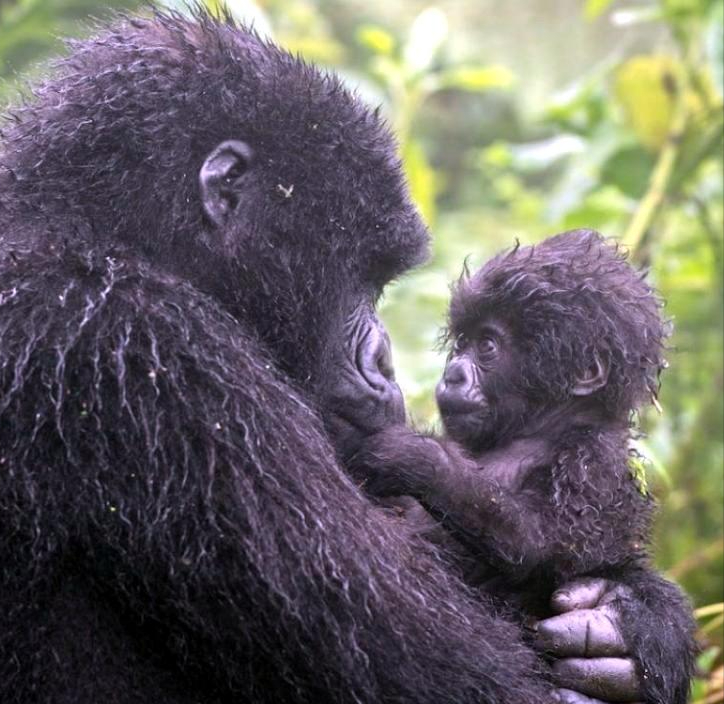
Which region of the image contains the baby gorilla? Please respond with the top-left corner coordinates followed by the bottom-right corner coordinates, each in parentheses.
top-left (349, 229), bottom-right (667, 614)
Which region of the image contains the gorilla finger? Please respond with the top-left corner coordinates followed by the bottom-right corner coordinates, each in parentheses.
top-left (556, 687), bottom-right (643, 704)
top-left (537, 606), bottom-right (627, 656)
top-left (553, 658), bottom-right (643, 701)
top-left (551, 578), bottom-right (609, 613)
top-left (599, 582), bottom-right (634, 606)
top-left (556, 688), bottom-right (608, 704)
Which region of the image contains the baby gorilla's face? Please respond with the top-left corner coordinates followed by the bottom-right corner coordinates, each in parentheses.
top-left (436, 317), bottom-right (529, 450)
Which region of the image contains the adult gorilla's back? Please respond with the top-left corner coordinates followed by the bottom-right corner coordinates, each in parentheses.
top-left (0, 11), bottom-right (551, 703)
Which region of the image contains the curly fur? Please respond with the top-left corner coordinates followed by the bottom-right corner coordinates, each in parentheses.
top-left (0, 8), bottom-right (555, 704)
top-left (448, 229), bottom-right (670, 418)
top-left (438, 231), bottom-right (696, 704)
top-left (614, 566), bottom-right (698, 704)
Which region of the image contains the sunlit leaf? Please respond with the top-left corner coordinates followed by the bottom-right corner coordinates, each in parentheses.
top-left (356, 25), bottom-right (396, 56)
top-left (632, 437), bottom-right (672, 488)
top-left (705, 0), bottom-right (724, 99)
top-left (615, 54), bottom-right (717, 151)
top-left (403, 7), bottom-right (448, 74)
top-left (695, 602), bottom-right (724, 619)
top-left (627, 454), bottom-right (650, 494)
top-left (480, 141), bottom-right (513, 168)
top-left (584, 0), bottom-right (616, 20)
top-left (437, 65), bottom-right (515, 92)
top-left (614, 55), bottom-right (682, 151)
top-left (508, 134), bottom-right (586, 171)
top-left (611, 5), bottom-right (664, 25)
top-left (401, 139), bottom-right (438, 225)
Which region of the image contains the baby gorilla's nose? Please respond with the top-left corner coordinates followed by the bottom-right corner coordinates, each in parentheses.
top-left (436, 356), bottom-right (482, 416)
top-left (442, 358), bottom-right (471, 388)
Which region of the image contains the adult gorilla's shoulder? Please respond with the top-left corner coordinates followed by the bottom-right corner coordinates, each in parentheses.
top-left (0, 10), bottom-right (552, 704)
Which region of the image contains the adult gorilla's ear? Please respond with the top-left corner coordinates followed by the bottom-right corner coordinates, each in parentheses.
top-left (572, 354), bottom-right (609, 396)
top-left (199, 140), bottom-right (253, 228)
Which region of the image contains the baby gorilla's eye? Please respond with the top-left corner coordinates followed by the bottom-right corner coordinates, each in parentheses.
top-left (452, 333), bottom-right (468, 353)
top-left (477, 336), bottom-right (497, 357)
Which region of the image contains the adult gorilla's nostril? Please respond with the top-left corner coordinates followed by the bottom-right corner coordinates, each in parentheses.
top-left (375, 333), bottom-right (396, 382)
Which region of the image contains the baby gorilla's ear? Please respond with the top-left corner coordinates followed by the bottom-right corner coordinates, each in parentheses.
top-left (572, 354), bottom-right (609, 396)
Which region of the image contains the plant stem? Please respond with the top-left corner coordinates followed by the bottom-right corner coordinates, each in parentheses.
top-left (626, 55), bottom-right (694, 261)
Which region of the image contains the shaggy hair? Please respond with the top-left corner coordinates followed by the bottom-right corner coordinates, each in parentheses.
top-left (422, 230), bottom-right (694, 704)
top-left (448, 229), bottom-right (670, 418)
top-left (0, 8), bottom-right (555, 704)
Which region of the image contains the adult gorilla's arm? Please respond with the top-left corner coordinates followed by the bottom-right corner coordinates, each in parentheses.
top-left (539, 574), bottom-right (696, 704)
top-left (0, 250), bottom-right (554, 704)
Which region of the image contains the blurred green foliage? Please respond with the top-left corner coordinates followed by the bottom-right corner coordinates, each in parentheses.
top-left (1, 0), bottom-right (722, 699)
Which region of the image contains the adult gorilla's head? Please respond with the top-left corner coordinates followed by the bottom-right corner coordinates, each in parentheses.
top-left (1, 8), bottom-right (427, 431)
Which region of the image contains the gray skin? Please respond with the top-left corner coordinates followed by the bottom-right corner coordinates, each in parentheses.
top-left (332, 319), bottom-right (644, 704)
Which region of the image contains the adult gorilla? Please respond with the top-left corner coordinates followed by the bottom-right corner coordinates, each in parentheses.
top-left (0, 9), bottom-right (674, 704)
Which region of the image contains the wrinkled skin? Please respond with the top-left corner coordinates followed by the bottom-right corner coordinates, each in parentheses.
top-left (326, 305), bottom-right (406, 459)
top-left (542, 579), bottom-right (644, 703)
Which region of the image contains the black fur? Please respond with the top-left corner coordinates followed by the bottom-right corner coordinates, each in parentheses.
top-left (0, 9), bottom-right (558, 704)
top-left (447, 229), bottom-right (669, 420)
top-left (350, 231), bottom-right (698, 704)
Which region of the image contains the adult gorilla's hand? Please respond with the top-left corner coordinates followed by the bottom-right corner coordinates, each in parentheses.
top-left (536, 578), bottom-right (644, 703)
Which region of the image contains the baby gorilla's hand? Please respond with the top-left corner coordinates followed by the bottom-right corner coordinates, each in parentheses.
top-left (346, 426), bottom-right (415, 496)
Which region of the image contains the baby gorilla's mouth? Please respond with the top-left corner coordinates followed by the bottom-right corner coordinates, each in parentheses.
top-left (436, 394), bottom-right (485, 418)
top-left (437, 392), bottom-right (490, 447)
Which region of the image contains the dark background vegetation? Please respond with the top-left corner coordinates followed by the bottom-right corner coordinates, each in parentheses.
top-left (1, 0), bottom-right (722, 699)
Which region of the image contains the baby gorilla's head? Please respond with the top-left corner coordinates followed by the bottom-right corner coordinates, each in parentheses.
top-left (437, 229), bottom-right (669, 451)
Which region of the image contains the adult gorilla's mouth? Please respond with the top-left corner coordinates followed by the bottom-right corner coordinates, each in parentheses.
top-left (355, 312), bottom-right (397, 392)
top-left (324, 304), bottom-right (405, 457)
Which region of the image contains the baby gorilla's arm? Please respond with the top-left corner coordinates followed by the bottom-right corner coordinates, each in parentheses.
top-left (349, 426), bottom-right (654, 703)
top-left (348, 425), bottom-right (555, 580)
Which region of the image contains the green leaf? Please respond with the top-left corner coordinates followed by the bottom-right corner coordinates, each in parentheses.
top-left (631, 437), bottom-right (672, 488)
top-left (437, 65), bottom-right (515, 92)
top-left (628, 453), bottom-right (650, 495)
top-left (356, 25), bottom-right (396, 56)
top-left (401, 139), bottom-right (437, 226)
top-left (614, 55), bottom-right (681, 151)
top-left (705, 0), bottom-right (724, 99)
top-left (480, 141), bottom-right (513, 168)
top-left (584, 0), bottom-right (616, 20)
top-left (601, 146), bottom-right (656, 198)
